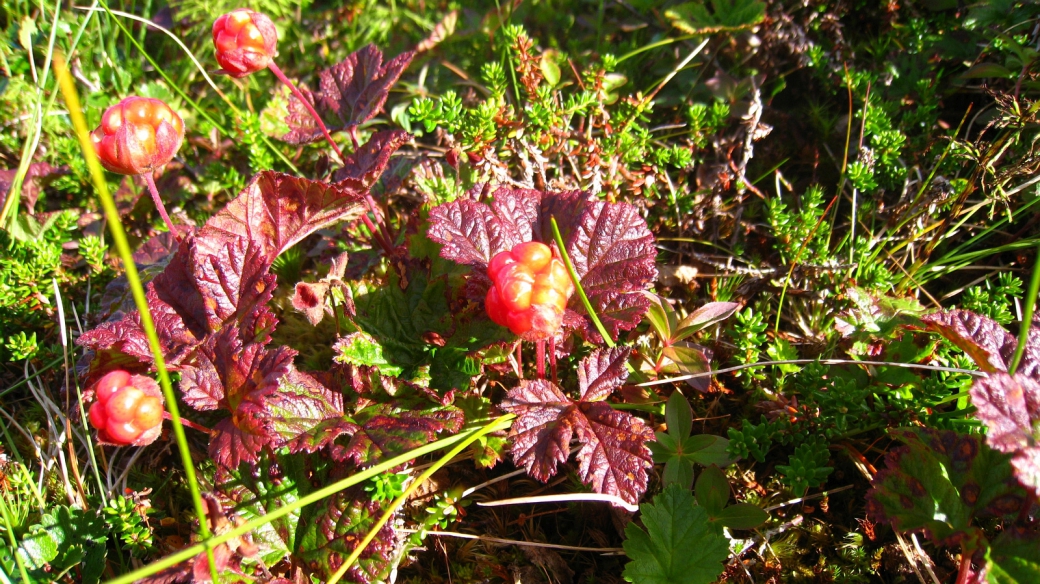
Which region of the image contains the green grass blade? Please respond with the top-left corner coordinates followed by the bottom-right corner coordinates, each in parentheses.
top-left (103, 419), bottom-right (513, 584)
top-left (549, 215), bottom-right (614, 347)
top-left (1009, 242), bottom-right (1040, 375)
top-left (326, 414), bottom-right (515, 584)
top-left (53, 53), bottom-right (220, 582)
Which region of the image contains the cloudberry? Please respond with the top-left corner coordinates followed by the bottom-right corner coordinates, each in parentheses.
top-left (486, 242), bottom-right (575, 340)
top-left (90, 97), bottom-right (184, 176)
top-left (88, 370), bottom-right (165, 446)
top-left (212, 9), bottom-right (278, 78)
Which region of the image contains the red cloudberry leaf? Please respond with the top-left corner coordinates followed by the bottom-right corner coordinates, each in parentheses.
top-left (78, 136), bottom-right (405, 469)
top-left (920, 310), bottom-right (1019, 373)
top-left (502, 379), bottom-right (577, 482)
top-left (331, 129), bottom-right (412, 189)
top-left (578, 346), bottom-right (632, 401)
top-left (285, 417), bottom-right (360, 459)
top-left (264, 368), bottom-right (345, 446)
top-left (198, 171), bottom-right (368, 262)
top-left (339, 408), bottom-right (450, 467)
top-left (282, 45), bottom-right (414, 144)
top-left (500, 349), bottom-right (654, 506)
top-left (427, 186), bottom-right (657, 341)
top-left (572, 400), bottom-right (654, 505)
top-left (866, 428), bottom-right (1027, 549)
top-left (296, 486), bottom-right (400, 583)
top-left (971, 373), bottom-right (1040, 497)
top-left (427, 198), bottom-right (516, 268)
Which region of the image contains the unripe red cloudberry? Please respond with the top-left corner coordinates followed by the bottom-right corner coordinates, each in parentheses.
top-left (88, 370), bottom-right (165, 446)
top-left (90, 97), bottom-right (184, 176)
top-left (486, 242), bottom-right (575, 340)
top-left (212, 8), bottom-right (278, 78)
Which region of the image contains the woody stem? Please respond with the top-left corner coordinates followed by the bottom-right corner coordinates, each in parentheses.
top-left (143, 173), bottom-right (178, 239)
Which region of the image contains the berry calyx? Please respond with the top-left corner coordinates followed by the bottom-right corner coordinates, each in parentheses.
top-left (486, 242), bottom-right (575, 339)
top-left (90, 97), bottom-right (184, 176)
top-left (88, 370), bottom-right (165, 446)
top-left (212, 9), bottom-right (278, 78)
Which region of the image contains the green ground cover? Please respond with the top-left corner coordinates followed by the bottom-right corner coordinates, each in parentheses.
top-left (1, 0), bottom-right (1040, 582)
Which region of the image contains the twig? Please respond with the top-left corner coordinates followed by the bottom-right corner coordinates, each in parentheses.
top-left (399, 528), bottom-right (624, 554)
top-left (637, 358), bottom-right (983, 387)
top-left (478, 492), bottom-right (639, 513)
top-left (763, 484), bottom-right (854, 512)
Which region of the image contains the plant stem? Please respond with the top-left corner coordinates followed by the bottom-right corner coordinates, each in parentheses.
top-left (267, 62), bottom-right (344, 163)
top-left (954, 550), bottom-right (973, 584)
top-left (162, 411), bottom-right (212, 435)
top-left (143, 173), bottom-right (178, 238)
top-left (266, 62), bottom-right (395, 252)
top-left (536, 339), bottom-right (546, 379)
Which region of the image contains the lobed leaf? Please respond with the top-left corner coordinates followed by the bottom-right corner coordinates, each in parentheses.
top-left (972, 372), bottom-right (1040, 496)
top-left (920, 309), bottom-right (1017, 373)
top-left (866, 428), bottom-right (1027, 548)
top-left (622, 484), bottom-right (730, 584)
top-left (501, 350), bottom-right (654, 505)
top-left (296, 486), bottom-right (400, 583)
top-left (427, 186), bottom-right (657, 341)
top-left (578, 346), bottom-right (632, 401)
top-left (283, 45), bottom-right (414, 144)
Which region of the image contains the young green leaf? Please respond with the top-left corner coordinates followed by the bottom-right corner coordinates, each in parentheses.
top-left (665, 390), bottom-right (693, 440)
top-left (695, 464), bottom-right (730, 516)
top-left (712, 503), bottom-right (769, 530)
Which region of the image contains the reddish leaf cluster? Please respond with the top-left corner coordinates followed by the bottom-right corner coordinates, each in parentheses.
top-left (282, 45), bottom-right (414, 145)
top-left (866, 428), bottom-right (1026, 550)
top-left (78, 133), bottom-right (408, 468)
top-left (500, 347), bottom-right (655, 505)
top-left (919, 309), bottom-right (1040, 496)
top-left (426, 185), bottom-right (658, 342)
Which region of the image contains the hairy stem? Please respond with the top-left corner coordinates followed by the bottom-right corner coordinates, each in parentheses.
top-left (143, 173), bottom-right (178, 238)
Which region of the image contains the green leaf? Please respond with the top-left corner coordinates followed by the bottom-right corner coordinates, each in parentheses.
top-left (662, 458), bottom-right (695, 489)
top-left (866, 428), bottom-right (1027, 549)
top-left (644, 292), bottom-right (679, 340)
top-left (672, 302), bottom-right (739, 342)
top-left (333, 331), bottom-right (404, 377)
top-left (694, 465), bottom-right (729, 516)
top-left (712, 503), bottom-right (768, 530)
top-left (687, 435), bottom-right (736, 467)
top-left (988, 530), bottom-right (1040, 583)
top-left (665, 390), bottom-right (693, 439)
top-left (661, 343), bottom-right (710, 377)
top-left (540, 50), bottom-right (561, 87)
top-left (623, 484), bottom-right (729, 584)
top-left (5, 506), bottom-right (108, 584)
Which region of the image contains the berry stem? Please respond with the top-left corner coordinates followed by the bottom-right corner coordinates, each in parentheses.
top-left (549, 335), bottom-right (558, 383)
top-left (267, 62), bottom-right (395, 252)
top-left (536, 340), bottom-right (546, 379)
top-left (266, 62), bottom-right (345, 163)
top-left (143, 173), bottom-right (179, 239)
top-left (162, 411), bottom-right (213, 435)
